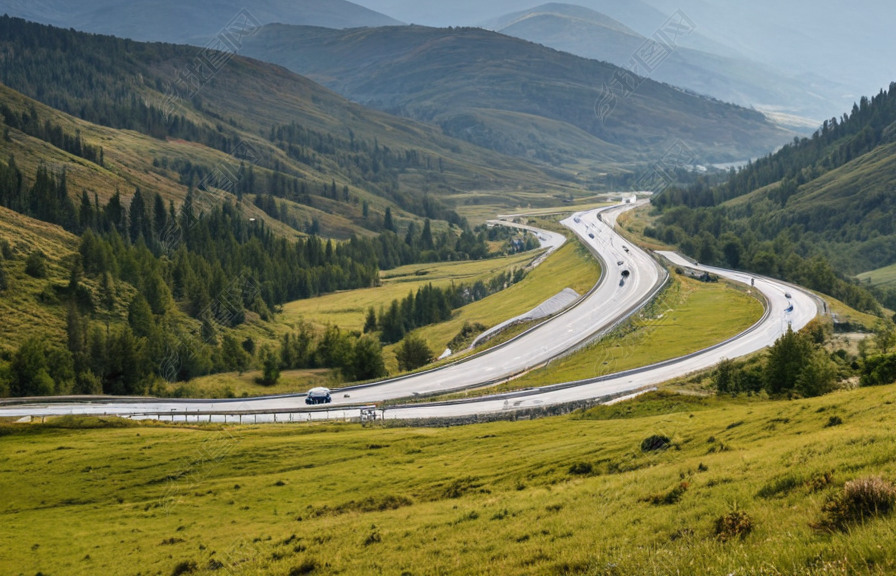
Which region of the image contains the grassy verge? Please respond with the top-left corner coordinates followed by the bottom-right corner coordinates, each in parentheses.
top-left (424, 272), bottom-right (763, 402)
top-left (3, 386), bottom-right (896, 575)
top-left (153, 369), bottom-right (335, 399)
top-left (278, 251), bottom-right (538, 333)
top-left (400, 239), bottom-right (601, 362)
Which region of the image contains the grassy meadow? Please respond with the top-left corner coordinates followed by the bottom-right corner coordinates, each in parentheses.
top-left (406, 240), bottom-right (601, 359)
top-left (279, 251), bottom-right (539, 333)
top-left (427, 271), bottom-right (764, 401)
top-left (3, 384), bottom-right (896, 575)
top-left (857, 263), bottom-right (896, 288)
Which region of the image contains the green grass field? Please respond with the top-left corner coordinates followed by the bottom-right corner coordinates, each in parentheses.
top-left (406, 240), bottom-right (601, 358)
top-left (425, 273), bottom-right (764, 401)
top-left (279, 251), bottom-right (539, 333)
top-left (3, 384), bottom-right (896, 576)
top-left (857, 263), bottom-right (896, 288)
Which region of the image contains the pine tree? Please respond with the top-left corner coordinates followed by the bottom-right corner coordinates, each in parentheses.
top-left (128, 188), bottom-right (149, 243)
top-left (152, 192), bottom-right (167, 244)
top-left (78, 190), bottom-right (94, 231)
top-left (363, 306), bottom-right (378, 333)
top-left (421, 218), bottom-right (434, 251)
top-left (127, 294), bottom-right (155, 339)
top-left (259, 346), bottom-right (281, 386)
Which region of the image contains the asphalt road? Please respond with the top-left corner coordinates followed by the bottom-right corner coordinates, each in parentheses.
top-left (0, 204), bottom-right (818, 422)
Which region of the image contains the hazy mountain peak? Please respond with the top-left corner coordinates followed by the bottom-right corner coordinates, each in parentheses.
top-left (480, 3), bottom-right (640, 37)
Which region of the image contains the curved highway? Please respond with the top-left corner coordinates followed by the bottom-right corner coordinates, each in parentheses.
top-left (0, 204), bottom-right (818, 422)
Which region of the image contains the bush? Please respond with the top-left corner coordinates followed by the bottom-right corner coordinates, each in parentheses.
top-left (171, 560), bottom-right (197, 576)
top-left (861, 353), bottom-right (896, 387)
top-left (568, 461), bottom-right (593, 475)
top-left (25, 250), bottom-right (48, 278)
top-left (395, 333), bottom-right (433, 372)
top-left (714, 509), bottom-right (753, 542)
top-left (288, 558), bottom-right (319, 575)
top-left (816, 476), bottom-right (896, 531)
top-left (641, 434), bottom-right (671, 452)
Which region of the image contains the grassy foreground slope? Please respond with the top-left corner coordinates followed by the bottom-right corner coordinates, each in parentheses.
top-left (3, 386), bottom-right (896, 575)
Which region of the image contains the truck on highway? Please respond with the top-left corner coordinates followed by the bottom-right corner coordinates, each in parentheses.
top-left (305, 387), bottom-right (332, 405)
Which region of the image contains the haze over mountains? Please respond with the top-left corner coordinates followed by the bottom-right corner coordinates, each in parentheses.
top-left (356, 0), bottom-right (895, 124)
top-left (0, 0), bottom-right (401, 43)
top-left (3, 0), bottom-right (889, 134)
top-left (239, 24), bottom-right (788, 165)
top-left (480, 3), bottom-right (851, 128)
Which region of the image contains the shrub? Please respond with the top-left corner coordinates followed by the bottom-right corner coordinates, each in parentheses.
top-left (288, 558), bottom-right (319, 575)
top-left (816, 476), bottom-right (896, 531)
top-left (568, 461), bottom-right (593, 475)
top-left (25, 250), bottom-right (47, 278)
top-left (395, 333), bottom-right (433, 371)
top-left (807, 470), bottom-right (835, 492)
top-left (714, 509), bottom-right (753, 542)
top-left (171, 560), bottom-right (197, 576)
top-left (825, 415), bottom-right (843, 427)
top-left (641, 434), bottom-right (671, 452)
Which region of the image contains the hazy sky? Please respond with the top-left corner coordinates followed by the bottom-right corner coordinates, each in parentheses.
top-left (353, 0), bottom-right (896, 100)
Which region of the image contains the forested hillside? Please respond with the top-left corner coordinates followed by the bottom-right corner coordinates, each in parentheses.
top-left (0, 17), bottom-right (556, 397)
top-left (649, 83), bottom-right (896, 311)
top-left (0, 16), bottom-right (578, 230)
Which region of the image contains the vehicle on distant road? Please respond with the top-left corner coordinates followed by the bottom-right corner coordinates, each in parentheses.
top-left (305, 387), bottom-right (332, 405)
top-left (588, 232), bottom-right (594, 239)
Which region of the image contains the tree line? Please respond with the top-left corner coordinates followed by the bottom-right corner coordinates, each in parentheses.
top-left (646, 206), bottom-right (880, 313)
top-left (367, 269), bottom-right (526, 344)
top-left (715, 318), bottom-right (896, 397)
top-left (1, 103), bottom-right (103, 166)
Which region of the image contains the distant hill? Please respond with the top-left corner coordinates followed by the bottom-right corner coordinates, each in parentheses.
top-left (0, 16), bottom-right (581, 237)
top-left (481, 3), bottom-right (850, 128)
top-left (240, 24), bottom-right (791, 166)
top-left (0, 0), bottom-right (403, 43)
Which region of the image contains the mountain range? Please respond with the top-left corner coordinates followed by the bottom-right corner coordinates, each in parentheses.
top-left (0, 0), bottom-right (402, 43)
top-left (239, 23), bottom-right (790, 166)
top-left (480, 3), bottom-right (852, 128)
